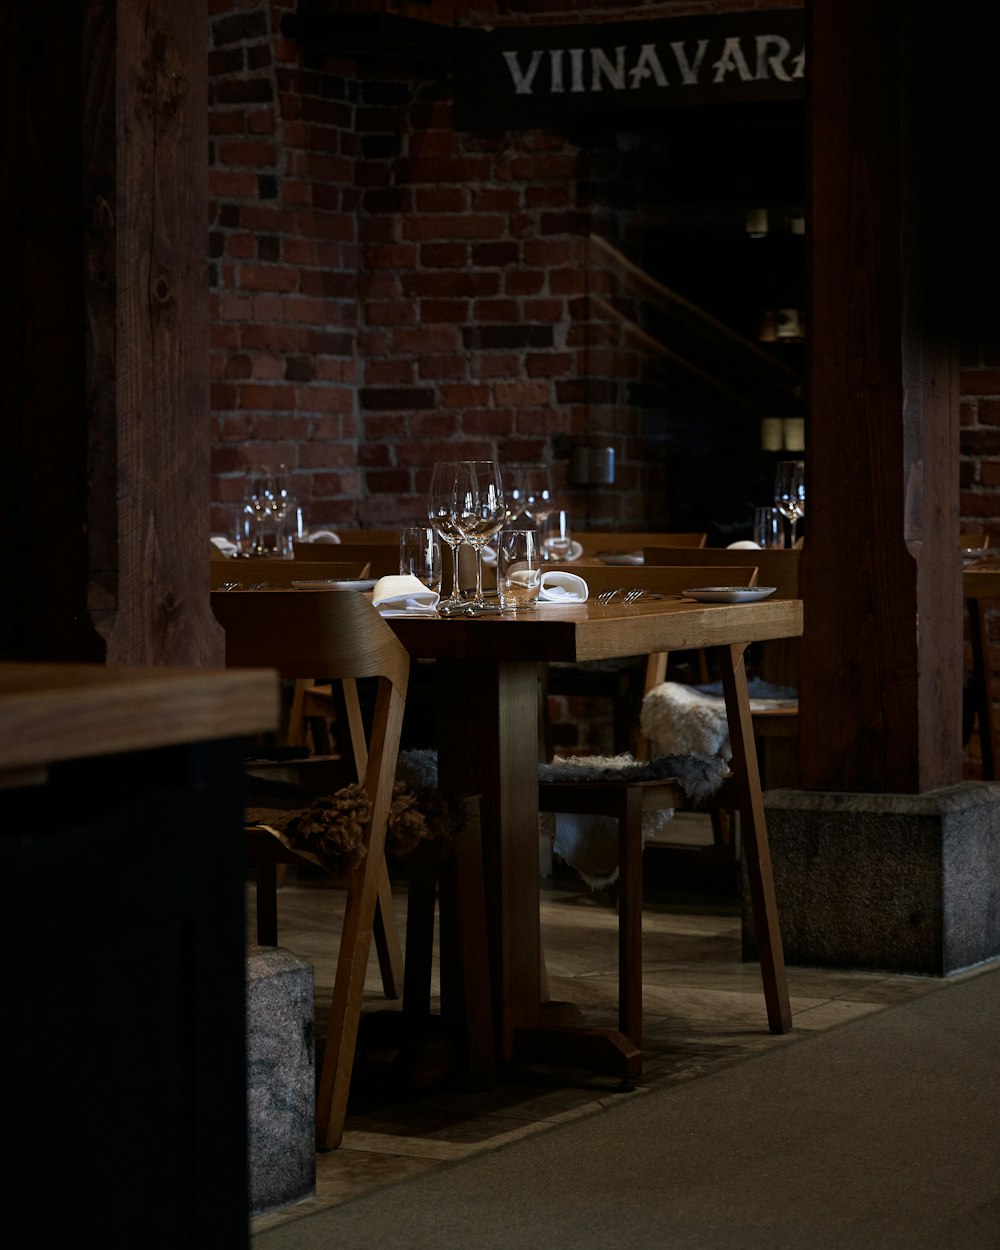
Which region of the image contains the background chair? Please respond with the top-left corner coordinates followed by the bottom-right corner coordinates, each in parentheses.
top-left (575, 531), bottom-right (708, 559)
top-left (642, 546), bottom-right (800, 786)
top-left (538, 563), bottom-right (788, 1051)
top-left (295, 539), bottom-right (402, 577)
top-left (211, 588), bottom-right (410, 1149)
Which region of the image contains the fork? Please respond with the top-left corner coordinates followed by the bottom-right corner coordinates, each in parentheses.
top-left (621, 588), bottom-right (663, 604)
top-left (596, 588), bottom-right (622, 604)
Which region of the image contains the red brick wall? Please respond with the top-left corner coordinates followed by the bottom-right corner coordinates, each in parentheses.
top-left (208, 0), bottom-right (800, 542)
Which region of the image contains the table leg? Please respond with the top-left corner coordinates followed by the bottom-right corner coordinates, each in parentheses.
top-left (717, 642), bottom-right (793, 1034)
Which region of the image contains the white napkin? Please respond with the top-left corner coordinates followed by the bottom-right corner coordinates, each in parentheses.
top-left (210, 535), bottom-right (238, 557)
top-left (727, 540), bottom-right (761, 550)
top-left (537, 571), bottom-right (589, 604)
top-left (371, 574), bottom-right (440, 617)
top-left (305, 529), bottom-right (341, 544)
top-left (482, 544), bottom-right (498, 566)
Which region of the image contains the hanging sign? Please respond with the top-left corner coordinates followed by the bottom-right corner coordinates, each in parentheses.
top-left (453, 9), bottom-right (805, 130)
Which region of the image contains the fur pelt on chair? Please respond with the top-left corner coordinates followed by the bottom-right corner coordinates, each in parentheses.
top-left (540, 752), bottom-right (729, 890)
top-left (245, 748), bottom-right (455, 875)
top-left (640, 679), bottom-right (797, 761)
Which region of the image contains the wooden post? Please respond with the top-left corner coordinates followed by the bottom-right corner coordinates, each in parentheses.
top-left (1, 0), bottom-right (220, 668)
top-left (801, 0), bottom-right (962, 794)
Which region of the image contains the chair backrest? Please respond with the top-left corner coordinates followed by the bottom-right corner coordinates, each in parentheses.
top-left (211, 588), bottom-right (410, 694)
top-left (642, 546), bottom-right (800, 599)
top-left (296, 541), bottom-right (402, 578)
top-left (577, 531), bottom-right (707, 558)
top-left (211, 560), bottom-right (370, 588)
top-left (546, 563), bottom-right (758, 596)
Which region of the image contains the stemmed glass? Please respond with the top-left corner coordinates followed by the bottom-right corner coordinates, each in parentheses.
top-left (428, 461), bottom-right (467, 609)
top-left (451, 460), bottom-right (506, 608)
top-left (774, 460), bottom-right (805, 547)
top-left (515, 465), bottom-right (554, 531)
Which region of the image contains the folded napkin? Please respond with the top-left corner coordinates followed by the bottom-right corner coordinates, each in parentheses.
top-left (482, 544), bottom-right (498, 566)
top-left (305, 529), bottom-right (341, 544)
top-left (727, 540), bottom-right (761, 550)
top-left (537, 570), bottom-right (589, 604)
top-left (210, 535), bottom-right (239, 557)
top-left (371, 574), bottom-right (440, 617)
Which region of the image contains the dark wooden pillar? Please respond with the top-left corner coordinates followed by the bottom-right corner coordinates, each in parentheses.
top-left (1, 0), bottom-right (221, 668)
top-left (801, 0), bottom-right (962, 794)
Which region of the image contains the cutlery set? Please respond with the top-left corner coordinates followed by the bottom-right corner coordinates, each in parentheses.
top-left (595, 588), bottom-right (665, 604)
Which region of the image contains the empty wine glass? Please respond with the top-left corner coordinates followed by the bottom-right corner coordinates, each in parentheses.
top-left (451, 460), bottom-right (505, 608)
top-left (516, 465), bottom-right (554, 531)
top-left (774, 460), bottom-right (805, 546)
top-left (428, 461), bottom-right (467, 609)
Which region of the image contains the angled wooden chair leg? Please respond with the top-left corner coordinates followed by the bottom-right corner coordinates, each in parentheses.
top-left (718, 643), bottom-right (792, 1034)
top-left (373, 860), bottom-right (403, 1000)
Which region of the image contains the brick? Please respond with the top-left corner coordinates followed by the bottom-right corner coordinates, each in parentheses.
top-left (462, 325), bottom-right (554, 351)
top-left (478, 353), bottom-right (525, 379)
top-left (209, 48), bottom-right (244, 76)
top-left (440, 384), bottom-right (489, 408)
top-left (472, 242), bottom-right (519, 267)
top-left (463, 410), bottom-right (516, 436)
top-left (960, 370), bottom-right (1000, 396)
top-left (300, 270), bottom-right (355, 298)
top-left (240, 265), bottom-right (298, 292)
top-left (365, 243), bottom-right (419, 269)
top-left (226, 233), bottom-right (256, 259)
top-left (527, 352), bottom-right (574, 377)
top-left (402, 214), bottom-right (506, 241)
top-left (366, 302), bottom-right (417, 327)
top-left (366, 360), bottom-right (415, 385)
top-left (504, 270), bottom-right (546, 296)
top-left (414, 187), bottom-right (468, 213)
top-left (212, 12), bottom-right (268, 45)
top-left (977, 400), bottom-right (1000, 426)
top-left (214, 78), bottom-right (275, 106)
top-left (251, 354), bottom-right (285, 381)
top-left (360, 387), bottom-right (436, 411)
top-left (411, 413), bottom-right (461, 440)
top-left (367, 469), bottom-right (412, 494)
top-left (296, 387), bottom-right (355, 414)
top-left (240, 383), bottom-right (295, 410)
top-left (495, 381), bottom-right (551, 407)
top-left (393, 326), bottom-right (462, 354)
top-left (217, 140), bottom-right (278, 167)
top-left (417, 354), bottom-right (467, 381)
top-left (419, 300), bottom-right (470, 324)
top-left (403, 272), bottom-right (499, 299)
top-left (419, 242), bottom-right (470, 269)
top-left (472, 299), bottom-right (521, 322)
top-left (516, 407), bottom-right (564, 434)
top-left (209, 169), bottom-right (259, 198)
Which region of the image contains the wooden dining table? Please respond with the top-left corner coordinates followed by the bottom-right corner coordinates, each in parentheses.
top-left (386, 592), bottom-right (804, 1078)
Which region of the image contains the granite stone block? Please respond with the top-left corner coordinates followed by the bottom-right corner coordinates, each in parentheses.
top-left (247, 946), bottom-right (315, 1216)
top-left (743, 782), bottom-right (1000, 976)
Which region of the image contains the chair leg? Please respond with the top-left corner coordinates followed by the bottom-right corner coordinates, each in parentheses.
top-left (373, 861), bottom-right (404, 1000)
top-left (617, 786), bottom-right (645, 1047)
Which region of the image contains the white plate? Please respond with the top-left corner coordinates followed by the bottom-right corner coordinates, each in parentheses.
top-left (598, 551), bottom-right (644, 566)
top-left (291, 578), bottom-right (377, 591)
top-left (682, 586), bottom-right (778, 604)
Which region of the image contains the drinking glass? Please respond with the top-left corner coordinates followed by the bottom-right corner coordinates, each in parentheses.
top-left (774, 460), bottom-right (805, 546)
top-left (517, 465), bottom-right (554, 530)
top-left (451, 460), bottom-right (506, 607)
top-left (427, 461), bottom-right (467, 608)
top-left (497, 528), bottom-right (541, 611)
top-left (540, 509), bottom-right (573, 561)
top-left (752, 505), bottom-right (785, 549)
top-left (399, 525), bottom-right (443, 594)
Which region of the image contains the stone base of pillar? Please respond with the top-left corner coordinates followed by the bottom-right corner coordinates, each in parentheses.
top-left (247, 946), bottom-right (315, 1216)
top-left (743, 782), bottom-right (1000, 976)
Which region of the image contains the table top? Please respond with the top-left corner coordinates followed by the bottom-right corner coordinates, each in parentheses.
top-left (0, 662), bottom-right (280, 773)
top-left (386, 596), bottom-right (803, 664)
top-left (964, 564), bottom-right (1000, 598)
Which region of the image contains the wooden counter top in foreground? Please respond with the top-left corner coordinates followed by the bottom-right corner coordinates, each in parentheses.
top-left (0, 661), bottom-right (280, 777)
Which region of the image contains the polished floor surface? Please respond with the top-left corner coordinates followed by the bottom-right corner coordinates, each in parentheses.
top-left (249, 819), bottom-right (948, 1239)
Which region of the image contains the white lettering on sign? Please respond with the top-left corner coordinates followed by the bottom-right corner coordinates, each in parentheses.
top-left (500, 32), bottom-right (804, 96)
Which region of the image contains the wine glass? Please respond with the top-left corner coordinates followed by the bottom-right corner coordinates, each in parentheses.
top-left (451, 460), bottom-right (506, 608)
top-left (428, 461), bottom-right (467, 609)
top-left (517, 465), bottom-right (554, 531)
top-left (774, 460), bottom-right (805, 547)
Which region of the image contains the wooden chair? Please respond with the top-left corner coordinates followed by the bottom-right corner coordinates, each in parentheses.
top-left (295, 540), bottom-right (402, 578)
top-left (544, 562), bottom-right (758, 757)
top-left (576, 531), bottom-right (707, 559)
top-left (211, 588), bottom-right (410, 1149)
top-left (538, 565), bottom-right (775, 1050)
top-left (643, 546), bottom-right (800, 785)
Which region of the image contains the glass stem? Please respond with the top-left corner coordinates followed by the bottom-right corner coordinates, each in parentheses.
top-left (474, 548), bottom-right (485, 603)
top-left (449, 543), bottom-right (461, 598)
